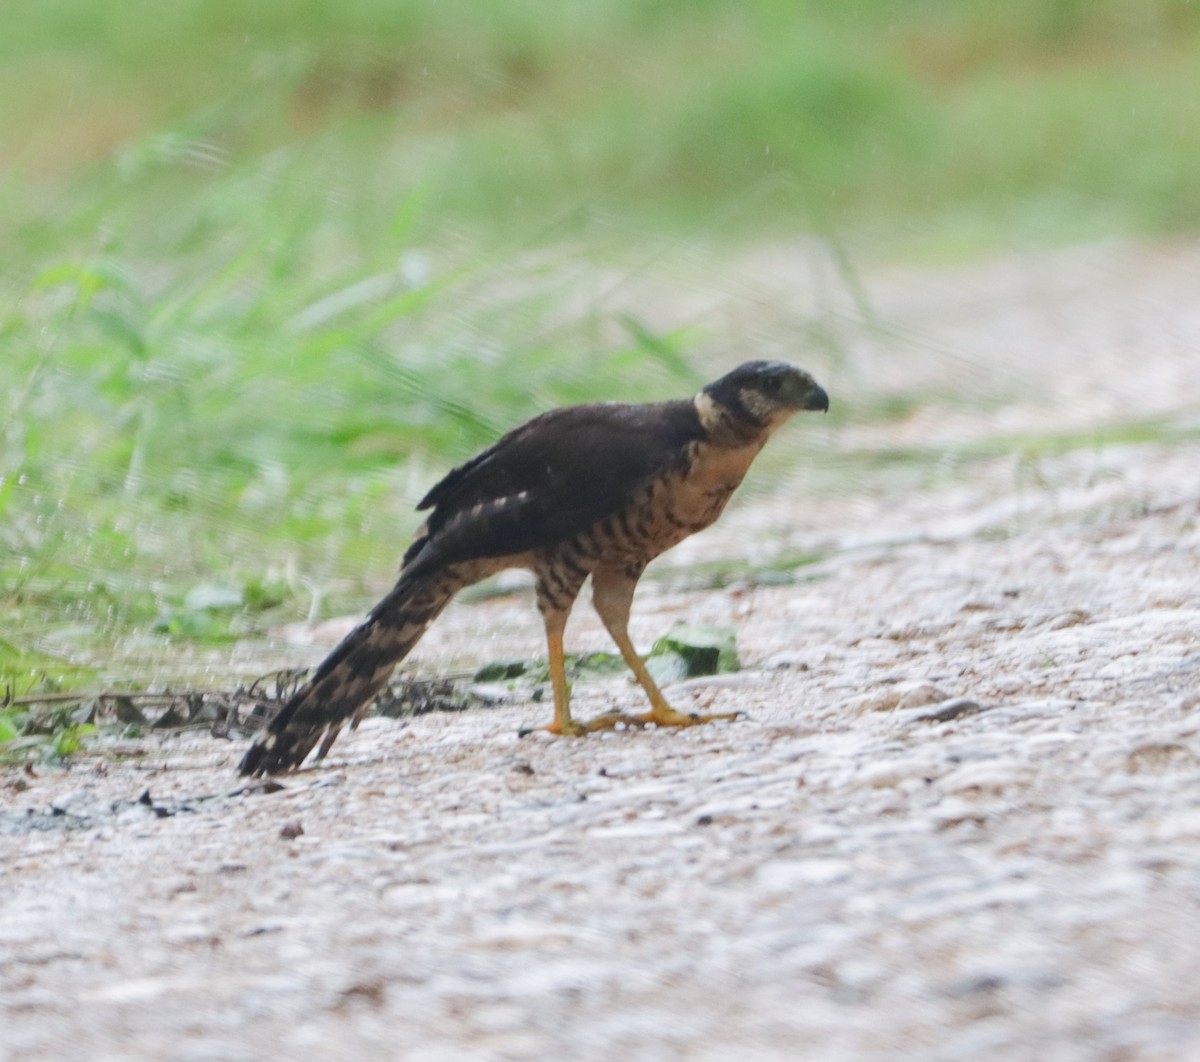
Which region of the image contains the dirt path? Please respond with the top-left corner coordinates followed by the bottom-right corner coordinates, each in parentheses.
top-left (3, 240), bottom-right (1200, 1060)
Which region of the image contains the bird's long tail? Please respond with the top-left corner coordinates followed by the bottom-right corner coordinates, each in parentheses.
top-left (238, 567), bottom-right (464, 776)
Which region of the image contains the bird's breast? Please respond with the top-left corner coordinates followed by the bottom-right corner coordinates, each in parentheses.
top-left (668, 438), bottom-right (765, 528)
top-left (555, 438), bottom-right (770, 569)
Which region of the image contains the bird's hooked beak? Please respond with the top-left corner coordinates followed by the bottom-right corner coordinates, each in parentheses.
top-left (780, 369), bottom-right (829, 414)
top-left (803, 382), bottom-right (830, 413)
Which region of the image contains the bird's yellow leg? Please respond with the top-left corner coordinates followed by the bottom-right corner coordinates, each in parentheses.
top-left (591, 565), bottom-right (737, 729)
top-left (605, 626), bottom-right (738, 729)
top-left (523, 621), bottom-right (641, 736)
top-left (539, 624), bottom-right (582, 735)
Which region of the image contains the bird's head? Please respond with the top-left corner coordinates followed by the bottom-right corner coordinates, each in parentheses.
top-left (699, 360), bottom-right (829, 435)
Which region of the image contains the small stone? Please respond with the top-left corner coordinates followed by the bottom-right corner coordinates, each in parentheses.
top-left (854, 757), bottom-right (939, 789)
top-left (849, 681), bottom-right (947, 715)
top-left (1124, 742), bottom-right (1199, 774)
top-left (944, 973), bottom-right (1008, 997)
top-left (849, 690), bottom-right (900, 715)
top-left (763, 650), bottom-right (811, 670)
top-left (163, 923), bottom-right (220, 946)
top-left (913, 697), bottom-right (987, 724)
top-left (932, 798), bottom-right (988, 829)
top-left (337, 979), bottom-right (386, 1008)
top-left (1045, 609), bottom-right (1090, 630)
top-left (50, 789), bottom-right (105, 819)
top-left (279, 819), bottom-right (305, 840)
top-left (239, 922), bottom-right (285, 938)
top-left (897, 681), bottom-right (950, 709)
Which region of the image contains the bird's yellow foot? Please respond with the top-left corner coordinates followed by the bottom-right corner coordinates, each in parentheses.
top-left (518, 710), bottom-right (645, 738)
top-left (637, 705), bottom-right (741, 728)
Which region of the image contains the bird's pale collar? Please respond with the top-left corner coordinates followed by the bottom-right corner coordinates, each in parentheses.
top-left (694, 389), bottom-right (789, 444)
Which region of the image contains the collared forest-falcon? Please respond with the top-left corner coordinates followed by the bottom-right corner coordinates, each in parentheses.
top-left (239, 360), bottom-right (829, 776)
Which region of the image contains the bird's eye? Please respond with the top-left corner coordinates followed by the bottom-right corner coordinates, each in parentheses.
top-left (762, 376), bottom-right (782, 394)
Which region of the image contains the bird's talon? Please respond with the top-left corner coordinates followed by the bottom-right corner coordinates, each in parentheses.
top-left (639, 706), bottom-right (741, 728)
top-left (519, 720), bottom-right (588, 738)
top-left (586, 710), bottom-right (645, 732)
top-left (521, 710), bottom-right (646, 737)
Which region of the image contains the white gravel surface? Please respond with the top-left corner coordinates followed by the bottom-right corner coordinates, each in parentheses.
top-left (3, 240), bottom-right (1200, 1060)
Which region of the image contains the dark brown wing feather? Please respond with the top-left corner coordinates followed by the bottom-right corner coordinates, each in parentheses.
top-left (404, 399), bottom-right (703, 571)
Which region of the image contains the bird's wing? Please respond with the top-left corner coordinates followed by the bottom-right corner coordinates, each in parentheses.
top-left (406, 399), bottom-right (703, 570)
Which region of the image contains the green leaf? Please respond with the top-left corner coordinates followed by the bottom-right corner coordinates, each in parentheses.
top-left (568, 651), bottom-right (627, 677)
top-left (474, 659), bottom-right (528, 682)
top-left (0, 711), bottom-right (20, 743)
top-left (645, 651), bottom-right (690, 685)
top-left (649, 622), bottom-right (740, 678)
top-left (50, 722), bottom-right (96, 759)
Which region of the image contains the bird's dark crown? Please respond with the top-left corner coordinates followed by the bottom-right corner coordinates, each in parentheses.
top-left (702, 360), bottom-right (829, 426)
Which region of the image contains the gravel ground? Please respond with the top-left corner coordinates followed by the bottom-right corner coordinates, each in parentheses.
top-left (3, 240), bottom-right (1200, 1060)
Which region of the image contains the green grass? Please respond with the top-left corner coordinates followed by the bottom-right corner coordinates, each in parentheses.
top-left (6, 1), bottom-right (1199, 243)
top-left (3, 0), bottom-right (1200, 721)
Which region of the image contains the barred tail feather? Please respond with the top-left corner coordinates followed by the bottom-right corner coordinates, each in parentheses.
top-left (238, 569), bottom-right (461, 776)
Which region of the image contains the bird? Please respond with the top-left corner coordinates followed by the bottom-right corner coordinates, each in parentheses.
top-left (238, 360), bottom-right (829, 776)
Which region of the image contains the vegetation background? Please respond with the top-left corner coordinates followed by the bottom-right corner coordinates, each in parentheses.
top-left (3, 0), bottom-right (1198, 723)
